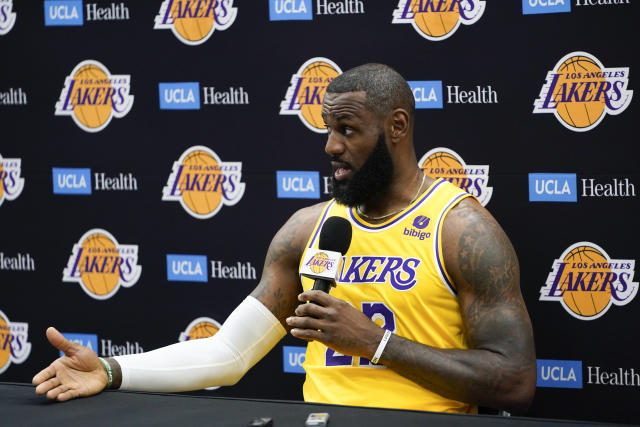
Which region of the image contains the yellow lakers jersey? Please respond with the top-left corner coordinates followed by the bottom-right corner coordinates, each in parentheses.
top-left (299, 178), bottom-right (477, 413)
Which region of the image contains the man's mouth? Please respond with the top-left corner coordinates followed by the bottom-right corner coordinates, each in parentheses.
top-left (331, 161), bottom-right (352, 181)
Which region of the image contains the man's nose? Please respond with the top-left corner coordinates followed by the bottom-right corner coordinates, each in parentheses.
top-left (324, 132), bottom-right (344, 156)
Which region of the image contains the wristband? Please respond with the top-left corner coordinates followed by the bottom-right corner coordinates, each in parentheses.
top-left (98, 357), bottom-right (113, 389)
top-left (371, 329), bottom-right (392, 364)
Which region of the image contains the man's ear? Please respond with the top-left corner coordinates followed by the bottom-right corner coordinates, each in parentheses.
top-left (388, 108), bottom-right (410, 144)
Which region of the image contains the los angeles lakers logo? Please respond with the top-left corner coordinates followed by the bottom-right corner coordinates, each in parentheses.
top-left (280, 57), bottom-right (342, 133)
top-left (540, 242), bottom-right (637, 321)
top-left (0, 154), bottom-right (24, 207)
top-left (154, 0), bottom-right (237, 46)
top-left (419, 148), bottom-right (492, 206)
top-left (392, 0), bottom-right (485, 41)
top-left (0, 0), bottom-right (16, 35)
top-left (62, 229), bottom-right (142, 300)
top-left (0, 309), bottom-right (31, 374)
top-left (162, 146), bottom-right (245, 219)
top-left (534, 52), bottom-right (633, 132)
top-left (179, 317), bottom-right (222, 390)
top-left (179, 317), bottom-right (221, 342)
top-left (55, 60), bottom-right (134, 133)
top-left (307, 252), bottom-right (334, 274)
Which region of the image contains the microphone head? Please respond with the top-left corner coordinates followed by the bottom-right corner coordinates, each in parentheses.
top-left (319, 216), bottom-right (352, 255)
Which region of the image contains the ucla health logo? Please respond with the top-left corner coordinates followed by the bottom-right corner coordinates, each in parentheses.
top-left (55, 60), bottom-right (134, 133)
top-left (540, 242), bottom-right (637, 320)
top-left (0, 154), bottom-right (24, 207)
top-left (166, 254), bottom-right (208, 282)
top-left (59, 332), bottom-right (98, 357)
top-left (159, 82), bottom-right (200, 110)
top-left (62, 229), bottom-right (142, 300)
top-left (276, 170), bottom-right (319, 199)
top-left (537, 359), bottom-right (582, 389)
top-left (419, 148), bottom-right (492, 206)
top-left (269, 0), bottom-right (312, 20)
top-left (162, 146), bottom-right (245, 219)
top-left (52, 168), bottom-right (92, 195)
top-left (0, 0), bottom-right (16, 34)
top-left (534, 52), bottom-right (632, 132)
top-left (0, 310), bottom-right (31, 374)
top-left (283, 346), bottom-right (306, 373)
top-left (522, 0), bottom-right (570, 15)
top-left (528, 173), bottom-right (576, 202)
top-left (154, 0), bottom-right (237, 46)
top-left (44, 0), bottom-right (83, 26)
top-left (280, 57), bottom-right (342, 133)
top-left (408, 81), bottom-right (443, 109)
top-left (392, 0), bottom-right (485, 41)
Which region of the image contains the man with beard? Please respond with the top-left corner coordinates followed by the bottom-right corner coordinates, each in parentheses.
top-left (33, 64), bottom-right (536, 414)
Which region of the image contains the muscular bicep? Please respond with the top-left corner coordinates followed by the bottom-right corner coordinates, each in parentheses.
top-left (250, 203), bottom-right (327, 329)
top-left (443, 198), bottom-right (535, 359)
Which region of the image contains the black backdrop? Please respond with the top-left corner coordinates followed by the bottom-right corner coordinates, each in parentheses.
top-left (1, 1), bottom-right (638, 424)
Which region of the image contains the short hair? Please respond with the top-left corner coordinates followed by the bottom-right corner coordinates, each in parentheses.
top-left (326, 63), bottom-right (415, 120)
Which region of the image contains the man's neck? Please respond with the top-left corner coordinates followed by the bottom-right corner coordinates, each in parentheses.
top-left (356, 169), bottom-right (432, 222)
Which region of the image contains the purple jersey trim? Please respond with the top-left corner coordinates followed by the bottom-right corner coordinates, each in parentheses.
top-left (434, 192), bottom-right (469, 296)
top-left (308, 200), bottom-right (336, 248)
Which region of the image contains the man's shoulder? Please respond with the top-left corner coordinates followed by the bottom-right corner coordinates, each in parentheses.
top-left (277, 201), bottom-right (332, 254)
top-left (293, 201), bottom-right (332, 222)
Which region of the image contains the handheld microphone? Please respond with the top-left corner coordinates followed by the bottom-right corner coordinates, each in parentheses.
top-left (300, 216), bottom-right (352, 293)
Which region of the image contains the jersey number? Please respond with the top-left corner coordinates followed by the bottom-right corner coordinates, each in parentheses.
top-left (325, 302), bottom-right (396, 367)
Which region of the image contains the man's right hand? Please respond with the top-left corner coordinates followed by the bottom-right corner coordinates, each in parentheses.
top-left (32, 326), bottom-right (108, 401)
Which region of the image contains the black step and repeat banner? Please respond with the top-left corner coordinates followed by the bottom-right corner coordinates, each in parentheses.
top-left (1, 1), bottom-right (638, 424)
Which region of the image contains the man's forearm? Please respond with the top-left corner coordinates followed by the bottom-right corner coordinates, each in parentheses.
top-left (378, 334), bottom-right (536, 413)
top-left (100, 296), bottom-right (285, 392)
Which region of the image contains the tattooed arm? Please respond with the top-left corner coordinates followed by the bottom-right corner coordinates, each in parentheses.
top-left (377, 198), bottom-right (536, 413)
top-left (250, 202), bottom-right (328, 327)
top-left (32, 203), bottom-right (325, 400)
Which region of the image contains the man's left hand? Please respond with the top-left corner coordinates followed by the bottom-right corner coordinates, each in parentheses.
top-left (286, 290), bottom-right (385, 359)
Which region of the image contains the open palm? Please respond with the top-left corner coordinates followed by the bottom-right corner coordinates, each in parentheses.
top-left (32, 327), bottom-right (108, 401)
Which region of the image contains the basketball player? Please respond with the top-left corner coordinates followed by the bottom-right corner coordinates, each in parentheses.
top-left (33, 64), bottom-right (536, 414)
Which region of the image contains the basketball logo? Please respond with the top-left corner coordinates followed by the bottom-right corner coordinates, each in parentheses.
top-left (162, 146), bottom-right (245, 219)
top-left (307, 252), bottom-right (332, 274)
top-left (418, 147), bottom-right (492, 206)
top-left (0, 0), bottom-right (16, 35)
top-left (62, 229), bottom-right (142, 300)
top-left (534, 52), bottom-right (632, 132)
top-left (179, 317), bottom-right (222, 390)
top-left (280, 57), bottom-right (342, 133)
top-left (392, 0), bottom-right (485, 41)
top-left (179, 317), bottom-right (221, 342)
top-left (55, 60), bottom-right (134, 133)
top-left (0, 154), bottom-right (24, 208)
top-left (540, 242), bottom-right (638, 320)
top-left (154, 0), bottom-right (237, 46)
top-left (0, 309), bottom-right (31, 375)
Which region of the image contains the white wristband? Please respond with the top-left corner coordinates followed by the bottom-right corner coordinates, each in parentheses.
top-left (371, 329), bottom-right (392, 364)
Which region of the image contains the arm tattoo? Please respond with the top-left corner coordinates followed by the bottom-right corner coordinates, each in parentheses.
top-left (378, 199), bottom-right (536, 412)
top-left (251, 203), bottom-right (327, 325)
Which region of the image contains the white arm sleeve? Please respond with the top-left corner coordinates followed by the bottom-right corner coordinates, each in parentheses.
top-left (113, 296), bottom-right (286, 392)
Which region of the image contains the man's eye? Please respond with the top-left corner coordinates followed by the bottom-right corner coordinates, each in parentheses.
top-left (343, 127), bottom-right (353, 135)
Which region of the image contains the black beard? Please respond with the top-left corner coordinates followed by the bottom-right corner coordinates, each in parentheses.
top-left (330, 133), bottom-right (394, 207)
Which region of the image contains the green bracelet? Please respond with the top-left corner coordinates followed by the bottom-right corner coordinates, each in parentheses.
top-left (98, 357), bottom-right (113, 389)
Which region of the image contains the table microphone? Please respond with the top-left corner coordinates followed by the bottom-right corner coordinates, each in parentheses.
top-left (305, 216), bottom-right (352, 293)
